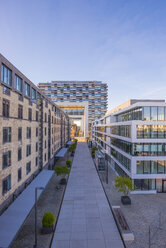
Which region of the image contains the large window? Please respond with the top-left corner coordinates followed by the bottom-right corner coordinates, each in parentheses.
top-left (26, 144), bottom-right (31, 156)
top-left (2, 151), bottom-right (11, 169)
top-left (137, 160), bottom-right (166, 174)
top-left (32, 88), bottom-right (36, 101)
top-left (26, 162), bottom-right (31, 175)
top-left (3, 99), bottom-right (10, 117)
top-left (111, 125), bottom-right (131, 138)
top-left (18, 127), bottom-right (22, 141)
top-left (111, 148), bottom-right (131, 172)
top-left (112, 138), bottom-right (166, 156)
top-left (1, 64), bottom-right (12, 86)
top-left (137, 125), bottom-right (166, 139)
top-left (27, 127), bottom-right (31, 139)
top-left (3, 127), bottom-right (11, 143)
top-left (18, 104), bottom-right (23, 119)
top-left (18, 168), bottom-right (22, 182)
top-left (116, 107), bottom-right (142, 122)
top-left (134, 179), bottom-right (156, 191)
top-left (18, 148), bottom-right (22, 161)
top-left (24, 82), bottom-right (30, 97)
top-left (15, 75), bottom-right (22, 92)
top-left (2, 175), bottom-right (11, 195)
top-left (143, 106), bottom-right (166, 121)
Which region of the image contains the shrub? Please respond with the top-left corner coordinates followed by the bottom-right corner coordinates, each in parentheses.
top-left (42, 212), bottom-right (55, 227)
top-left (115, 176), bottom-right (135, 196)
top-left (73, 139), bottom-right (78, 144)
top-left (91, 151), bottom-right (95, 157)
top-left (91, 146), bottom-right (98, 153)
top-left (54, 166), bottom-right (70, 177)
top-left (66, 160), bottom-right (72, 167)
top-left (68, 143), bottom-right (76, 153)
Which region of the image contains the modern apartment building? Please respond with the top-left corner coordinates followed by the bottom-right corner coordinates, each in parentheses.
top-left (38, 81), bottom-right (108, 136)
top-left (92, 99), bottom-right (166, 193)
top-left (0, 54), bottom-right (70, 213)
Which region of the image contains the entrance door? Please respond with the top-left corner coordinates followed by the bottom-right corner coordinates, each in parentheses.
top-left (162, 180), bottom-right (166, 193)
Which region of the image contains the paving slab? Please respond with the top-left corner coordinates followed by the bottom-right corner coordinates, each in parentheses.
top-left (51, 142), bottom-right (124, 248)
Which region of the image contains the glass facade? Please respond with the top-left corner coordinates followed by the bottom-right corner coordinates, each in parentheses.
top-left (137, 125), bottom-right (166, 139)
top-left (15, 75), bottom-right (22, 92)
top-left (111, 125), bottom-right (131, 138)
top-left (137, 160), bottom-right (166, 174)
top-left (63, 109), bottom-right (84, 115)
top-left (111, 148), bottom-right (131, 172)
top-left (116, 106), bottom-right (166, 122)
top-left (116, 107), bottom-right (142, 122)
top-left (143, 106), bottom-right (166, 121)
top-left (134, 179), bottom-right (156, 190)
top-left (111, 138), bottom-right (166, 156)
top-left (1, 64), bottom-right (12, 86)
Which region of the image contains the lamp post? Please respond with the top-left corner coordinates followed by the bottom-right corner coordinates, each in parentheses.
top-left (33, 187), bottom-right (44, 248)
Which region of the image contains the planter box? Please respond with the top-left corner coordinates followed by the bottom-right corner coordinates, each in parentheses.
top-left (60, 178), bottom-right (67, 185)
top-left (121, 196), bottom-right (131, 205)
top-left (41, 225), bottom-right (53, 234)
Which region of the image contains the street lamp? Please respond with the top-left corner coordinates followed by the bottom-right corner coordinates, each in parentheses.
top-left (33, 187), bottom-right (44, 248)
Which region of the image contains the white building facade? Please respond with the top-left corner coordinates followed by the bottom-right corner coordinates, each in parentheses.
top-left (92, 100), bottom-right (166, 193)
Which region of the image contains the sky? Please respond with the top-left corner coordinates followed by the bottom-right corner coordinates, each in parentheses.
top-left (0, 0), bottom-right (166, 110)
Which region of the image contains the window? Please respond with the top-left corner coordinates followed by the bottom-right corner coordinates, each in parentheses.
top-left (36, 142), bottom-right (38, 152)
top-left (36, 111), bottom-right (39, 121)
top-left (26, 162), bottom-right (31, 175)
top-left (45, 153), bottom-right (46, 161)
top-left (45, 113), bottom-right (47, 122)
top-left (24, 82), bottom-right (30, 97)
top-left (45, 140), bottom-right (47, 148)
top-left (15, 75), bottom-right (22, 92)
top-left (18, 104), bottom-right (23, 119)
top-left (3, 86), bottom-right (11, 95)
top-left (2, 175), bottom-right (11, 195)
top-left (36, 157), bottom-right (38, 167)
top-left (36, 127), bottom-right (38, 137)
top-left (18, 148), bottom-right (22, 161)
top-left (3, 127), bottom-right (11, 143)
top-left (2, 151), bottom-right (11, 169)
top-left (18, 127), bottom-right (22, 141)
top-left (18, 168), bottom-right (22, 182)
top-left (143, 107), bottom-right (150, 121)
top-left (28, 108), bottom-right (32, 121)
top-left (45, 127), bottom-right (47, 135)
top-left (158, 107), bottom-right (165, 121)
top-left (1, 64), bottom-right (12, 86)
top-left (3, 99), bottom-right (10, 117)
top-left (32, 88), bottom-right (36, 100)
top-left (26, 145), bottom-right (31, 156)
top-left (151, 107), bottom-right (158, 121)
top-left (27, 127), bottom-right (31, 138)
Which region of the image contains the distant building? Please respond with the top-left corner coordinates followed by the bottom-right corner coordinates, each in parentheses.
top-left (92, 99), bottom-right (166, 193)
top-left (0, 54), bottom-right (70, 213)
top-left (38, 81), bottom-right (108, 137)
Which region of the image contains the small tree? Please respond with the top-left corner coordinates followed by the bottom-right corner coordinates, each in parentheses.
top-left (54, 166), bottom-right (70, 178)
top-left (66, 160), bottom-right (72, 167)
top-left (115, 176), bottom-right (135, 196)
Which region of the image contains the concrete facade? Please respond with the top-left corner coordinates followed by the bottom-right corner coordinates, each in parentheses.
top-left (0, 54), bottom-right (70, 213)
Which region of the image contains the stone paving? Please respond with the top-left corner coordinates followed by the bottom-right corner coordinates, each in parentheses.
top-left (11, 151), bottom-right (73, 248)
top-left (51, 142), bottom-right (124, 248)
top-left (100, 166), bottom-right (166, 248)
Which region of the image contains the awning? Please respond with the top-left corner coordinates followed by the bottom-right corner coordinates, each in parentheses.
top-left (55, 148), bottom-right (68, 158)
top-left (67, 141), bottom-right (72, 145)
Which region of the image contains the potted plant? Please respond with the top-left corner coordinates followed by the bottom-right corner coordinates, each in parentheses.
top-left (66, 160), bottom-right (72, 168)
top-left (54, 166), bottom-right (70, 185)
top-left (91, 151), bottom-right (95, 158)
top-left (115, 176), bottom-right (135, 205)
top-left (42, 212), bottom-right (55, 234)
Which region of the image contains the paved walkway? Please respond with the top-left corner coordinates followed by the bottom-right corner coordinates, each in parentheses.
top-left (51, 142), bottom-right (124, 248)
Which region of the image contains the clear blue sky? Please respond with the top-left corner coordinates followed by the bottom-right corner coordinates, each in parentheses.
top-left (1, 0), bottom-right (166, 110)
